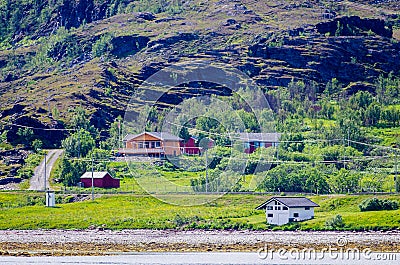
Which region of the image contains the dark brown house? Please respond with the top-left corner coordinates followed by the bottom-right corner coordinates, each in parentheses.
top-left (80, 172), bottom-right (120, 188)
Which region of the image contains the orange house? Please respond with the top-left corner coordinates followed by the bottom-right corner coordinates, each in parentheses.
top-left (119, 132), bottom-right (182, 157)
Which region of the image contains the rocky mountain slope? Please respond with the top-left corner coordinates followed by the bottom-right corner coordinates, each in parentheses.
top-left (0, 0), bottom-right (399, 147)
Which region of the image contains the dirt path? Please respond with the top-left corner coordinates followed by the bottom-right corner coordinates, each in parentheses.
top-left (29, 149), bottom-right (63, 191)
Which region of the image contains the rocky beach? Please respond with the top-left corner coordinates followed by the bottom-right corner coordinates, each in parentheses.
top-left (0, 230), bottom-right (399, 256)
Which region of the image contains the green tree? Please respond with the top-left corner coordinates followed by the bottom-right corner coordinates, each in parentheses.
top-left (62, 129), bottom-right (95, 158)
top-left (320, 100), bottom-right (335, 119)
top-left (303, 166), bottom-right (330, 194)
top-left (57, 157), bottom-right (87, 186)
top-left (31, 139), bottom-right (43, 153)
top-left (364, 103), bottom-right (381, 126)
top-left (349, 91), bottom-right (373, 109)
top-left (106, 116), bottom-right (123, 150)
top-left (92, 33), bottom-right (114, 58)
top-left (0, 130), bottom-right (8, 143)
top-left (17, 127), bottom-right (34, 148)
top-left (327, 168), bottom-right (361, 193)
top-left (70, 107), bottom-right (97, 135)
top-left (324, 78), bottom-right (341, 97)
top-left (179, 126), bottom-right (191, 142)
top-left (280, 133), bottom-right (305, 152)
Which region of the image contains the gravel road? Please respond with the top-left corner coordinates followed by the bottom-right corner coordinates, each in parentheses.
top-left (30, 149), bottom-right (63, 191)
top-left (0, 230), bottom-right (399, 255)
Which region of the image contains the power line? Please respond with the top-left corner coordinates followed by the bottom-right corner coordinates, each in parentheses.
top-left (349, 139), bottom-right (400, 152)
top-left (164, 120), bottom-right (342, 143)
top-left (0, 120), bottom-right (76, 131)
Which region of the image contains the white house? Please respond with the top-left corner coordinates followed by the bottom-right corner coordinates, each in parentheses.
top-left (255, 197), bottom-right (319, 225)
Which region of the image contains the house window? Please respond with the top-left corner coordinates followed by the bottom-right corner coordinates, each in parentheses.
top-left (244, 143), bottom-right (250, 149)
top-left (305, 207), bottom-right (310, 210)
top-left (282, 206), bottom-right (288, 210)
top-left (267, 214), bottom-right (273, 218)
top-left (138, 142), bottom-right (144, 149)
top-left (267, 206), bottom-right (273, 210)
top-left (294, 213), bottom-right (299, 218)
top-left (145, 142), bottom-right (150, 148)
top-left (155, 141), bottom-right (161, 148)
top-left (151, 142), bottom-right (156, 148)
top-left (275, 206), bottom-right (281, 210)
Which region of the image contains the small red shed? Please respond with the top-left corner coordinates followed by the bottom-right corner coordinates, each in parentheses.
top-left (180, 137), bottom-right (201, 155)
top-left (80, 172), bottom-right (120, 188)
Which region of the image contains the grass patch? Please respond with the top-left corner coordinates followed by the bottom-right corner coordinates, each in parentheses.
top-left (0, 193), bottom-right (400, 230)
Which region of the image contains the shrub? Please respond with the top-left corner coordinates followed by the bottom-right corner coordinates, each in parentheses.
top-left (359, 198), bottom-right (399, 212)
top-left (325, 214), bottom-right (345, 229)
top-left (92, 33), bottom-right (114, 58)
top-left (63, 195), bottom-right (75, 204)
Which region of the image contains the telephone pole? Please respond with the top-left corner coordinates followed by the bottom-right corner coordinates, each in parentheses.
top-left (395, 152), bottom-right (399, 193)
top-left (205, 149), bottom-right (208, 193)
top-left (44, 154), bottom-right (47, 191)
top-left (91, 154), bottom-right (94, 201)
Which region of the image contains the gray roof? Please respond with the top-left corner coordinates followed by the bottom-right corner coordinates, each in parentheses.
top-left (80, 172), bottom-right (114, 179)
top-left (124, 132), bottom-right (182, 141)
top-left (255, 197), bottom-right (319, 210)
top-left (238, 133), bottom-right (281, 142)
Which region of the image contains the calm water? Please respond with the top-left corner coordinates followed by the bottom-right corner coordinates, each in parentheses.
top-left (0, 252), bottom-right (398, 265)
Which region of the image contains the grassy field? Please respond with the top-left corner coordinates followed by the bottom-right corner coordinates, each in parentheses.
top-left (0, 192), bottom-right (399, 231)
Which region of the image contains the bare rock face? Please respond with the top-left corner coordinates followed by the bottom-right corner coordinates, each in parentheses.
top-left (316, 16), bottom-right (393, 38)
top-left (111, 36), bottom-right (150, 57)
top-left (247, 17), bottom-right (400, 89)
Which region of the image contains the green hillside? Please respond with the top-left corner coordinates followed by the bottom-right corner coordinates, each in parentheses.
top-left (0, 0), bottom-right (399, 185)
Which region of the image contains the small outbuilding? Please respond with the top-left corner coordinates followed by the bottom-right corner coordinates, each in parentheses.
top-left (80, 172), bottom-right (120, 189)
top-left (255, 197), bottom-right (319, 225)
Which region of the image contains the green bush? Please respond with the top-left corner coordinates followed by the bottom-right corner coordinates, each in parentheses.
top-left (358, 198), bottom-right (399, 212)
top-left (325, 214), bottom-right (345, 229)
top-left (63, 195), bottom-right (75, 204)
top-left (92, 33), bottom-right (114, 58)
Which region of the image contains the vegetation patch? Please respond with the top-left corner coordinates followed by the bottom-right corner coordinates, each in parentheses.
top-left (359, 197), bottom-right (399, 212)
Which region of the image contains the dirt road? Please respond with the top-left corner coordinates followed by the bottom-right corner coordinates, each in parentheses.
top-left (29, 149), bottom-right (63, 191)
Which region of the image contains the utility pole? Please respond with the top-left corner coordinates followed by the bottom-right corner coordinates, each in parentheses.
top-left (205, 149), bottom-right (208, 193)
top-left (342, 135), bottom-right (346, 170)
top-left (91, 154), bottom-right (94, 201)
top-left (118, 119), bottom-right (121, 149)
top-left (396, 153), bottom-right (399, 193)
top-left (44, 153), bottom-right (47, 191)
top-left (347, 128), bottom-right (350, 147)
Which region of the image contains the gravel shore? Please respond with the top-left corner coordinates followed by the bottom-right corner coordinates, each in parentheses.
top-left (1, 230), bottom-right (399, 256)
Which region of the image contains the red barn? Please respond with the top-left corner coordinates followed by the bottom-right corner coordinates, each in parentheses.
top-left (180, 137), bottom-right (201, 155)
top-left (80, 172), bottom-right (120, 188)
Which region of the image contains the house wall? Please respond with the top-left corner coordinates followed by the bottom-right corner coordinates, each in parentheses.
top-left (102, 174), bottom-right (120, 188)
top-left (244, 142), bottom-right (276, 154)
top-left (288, 207), bottom-right (314, 222)
top-left (126, 134), bottom-right (161, 149)
top-left (264, 201), bottom-right (290, 225)
top-left (180, 138), bottom-right (201, 155)
top-left (164, 140), bottom-right (181, 156)
top-left (81, 178), bottom-right (102, 188)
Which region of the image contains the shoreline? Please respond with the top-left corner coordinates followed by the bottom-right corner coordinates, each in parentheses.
top-left (1, 229), bottom-right (400, 256)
